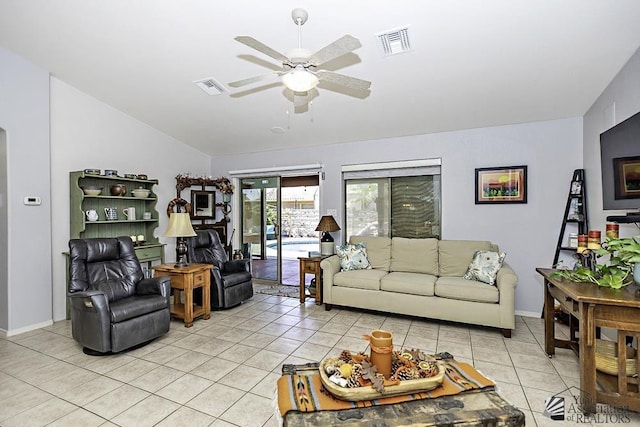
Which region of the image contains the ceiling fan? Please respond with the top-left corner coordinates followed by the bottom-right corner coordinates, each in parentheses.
top-left (228, 8), bottom-right (371, 101)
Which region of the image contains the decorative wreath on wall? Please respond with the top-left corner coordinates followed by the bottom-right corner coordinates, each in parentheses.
top-left (166, 198), bottom-right (192, 217)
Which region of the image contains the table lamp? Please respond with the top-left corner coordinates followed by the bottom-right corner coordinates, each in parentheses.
top-left (163, 212), bottom-right (197, 267)
top-left (315, 215), bottom-right (341, 256)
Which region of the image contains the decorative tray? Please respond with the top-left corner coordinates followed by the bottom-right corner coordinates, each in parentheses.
top-left (319, 352), bottom-right (445, 401)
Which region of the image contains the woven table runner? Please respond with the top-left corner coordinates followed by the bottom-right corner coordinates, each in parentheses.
top-left (277, 359), bottom-right (495, 417)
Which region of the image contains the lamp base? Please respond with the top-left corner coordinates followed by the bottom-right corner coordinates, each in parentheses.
top-left (320, 242), bottom-right (335, 256)
top-left (174, 238), bottom-right (190, 268)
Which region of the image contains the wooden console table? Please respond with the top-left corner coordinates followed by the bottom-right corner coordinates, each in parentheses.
top-left (537, 267), bottom-right (640, 413)
top-left (153, 263), bottom-right (211, 327)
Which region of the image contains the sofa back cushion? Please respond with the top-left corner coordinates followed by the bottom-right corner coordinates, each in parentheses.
top-left (349, 236), bottom-right (391, 271)
top-left (438, 240), bottom-right (493, 277)
top-left (390, 237), bottom-right (438, 275)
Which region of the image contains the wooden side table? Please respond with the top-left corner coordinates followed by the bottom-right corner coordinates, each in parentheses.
top-left (153, 263), bottom-right (211, 327)
top-left (298, 256), bottom-right (327, 305)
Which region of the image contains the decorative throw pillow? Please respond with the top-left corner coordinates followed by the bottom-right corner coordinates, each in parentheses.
top-left (463, 250), bottom-right (506, 286)
top-left (336, 242), bottom-right (372, 271)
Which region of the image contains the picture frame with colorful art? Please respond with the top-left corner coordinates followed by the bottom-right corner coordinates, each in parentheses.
top-left (475, 165), bottom-right (528, 204)
top-left (613, 156), bottom-right (640, 200)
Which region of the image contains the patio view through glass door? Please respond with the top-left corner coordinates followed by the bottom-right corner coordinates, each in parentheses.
top-left (241, 175), bottom-right (320, 285)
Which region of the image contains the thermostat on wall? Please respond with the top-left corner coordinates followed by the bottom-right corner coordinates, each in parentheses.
top-left (23, 196), bottom-right (41, 206)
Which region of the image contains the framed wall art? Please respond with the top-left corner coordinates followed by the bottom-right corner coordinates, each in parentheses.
top-left (475, 165), bottom-right (528, 204)
top-left (613, 156), bottom-right (640, 200)
top-left (191, 190), bottom-right (215, 218)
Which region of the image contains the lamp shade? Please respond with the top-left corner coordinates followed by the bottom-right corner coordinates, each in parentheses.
top-left (163, 213), bottom-right (197, 237)
top-left (281, 67), bottom-right (319, 93)
top-left (315, 215), bottom-right (340, 232)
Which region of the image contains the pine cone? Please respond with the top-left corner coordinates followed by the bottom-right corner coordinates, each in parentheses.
top-left (346, 375), bottom-right (361, 388)
top-left (339, 350), bottom-right (352, 363)
top-left (396, 369), bottom-right (412, 381)
top-left (352, 363), bottom-right (363, 377)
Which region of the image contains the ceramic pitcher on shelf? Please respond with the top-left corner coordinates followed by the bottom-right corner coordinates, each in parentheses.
top-left (104, 207), bottom-right (117, 220)
top-left (123, 207), bottom-right (136, 220)
top-left (85, 209), bottom-right (98, 222)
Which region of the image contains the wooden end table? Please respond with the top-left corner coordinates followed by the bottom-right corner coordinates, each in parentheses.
top-left (298, 256), bottom-right (327, 305)
top-left (153, 263), bottom-right (211, 327)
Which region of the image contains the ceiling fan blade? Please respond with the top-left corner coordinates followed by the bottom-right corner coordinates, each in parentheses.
top-left (234, 36), bottom-right (291, 65)
top-left (228, 73), bottom-right (280, 88)
top-left (309, 35), bottom-right (362, 66)
top-left (316, 70), bottom-right (371, 91)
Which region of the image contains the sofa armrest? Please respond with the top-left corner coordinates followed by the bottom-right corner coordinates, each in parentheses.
top-left (320, 255), bottom-right (341, 303)
top-left (495, 262), bottom-right (518, 329)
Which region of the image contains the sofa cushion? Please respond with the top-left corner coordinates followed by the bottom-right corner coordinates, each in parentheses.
top-left (350, 236), bottom-right (391, 271)
top-left (336, 242), bottom-right (372, 271)
top-left (334, 269), bottom-right (387, 291)
top-left (390, 237), bottom-right (438, 275)
top-left (463, 250), bottom-right (506, 285)
top-left (434, 277), bottom-right (499, 303)
top-left (381, 271), bottom-right (436, 296)
top-left (438, 240), bottom-right (492, 277)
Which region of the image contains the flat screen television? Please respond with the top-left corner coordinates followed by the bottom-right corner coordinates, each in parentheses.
top-left (600, 110), bottom-right (640, 212)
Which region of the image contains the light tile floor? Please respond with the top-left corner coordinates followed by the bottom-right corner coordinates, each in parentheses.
top-left (2, 292), bottom-right (640, 426)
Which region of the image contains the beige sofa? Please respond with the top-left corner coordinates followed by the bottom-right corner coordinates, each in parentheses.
top-left (320, 236), bottom-right (518, 337)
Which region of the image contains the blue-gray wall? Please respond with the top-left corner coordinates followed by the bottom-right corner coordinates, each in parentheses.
top-left (212, 118), bottom-right (584, 316)
top-left (0, 47), bottom-right (52, 332)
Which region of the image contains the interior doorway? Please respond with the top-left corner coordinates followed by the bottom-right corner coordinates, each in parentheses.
top-left (240, 175), bottom-right (320, 285)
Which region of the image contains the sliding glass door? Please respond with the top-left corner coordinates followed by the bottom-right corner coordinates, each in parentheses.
top-left (240, 175), bottom-right (320, 285)
top-left (241, 177), bottom-right (280, 283)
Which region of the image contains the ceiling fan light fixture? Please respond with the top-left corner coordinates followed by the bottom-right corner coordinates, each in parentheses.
top-left (281, 67), bottom-right (319, 92)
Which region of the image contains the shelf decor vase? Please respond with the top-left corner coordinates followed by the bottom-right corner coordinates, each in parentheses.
top-left (363, 329), bottom-right (393, 379)
top-left (634, 263), bottom-right (640, 286)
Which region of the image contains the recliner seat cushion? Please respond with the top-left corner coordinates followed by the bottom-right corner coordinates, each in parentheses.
top-left (434, 277), bottom-right (499, 303)
top-left (381, 271), bottom-right (436, 296)
top-left (109, 295), bottom-right (169, 323)
top-left (222, 271), bottom-right (252, 288)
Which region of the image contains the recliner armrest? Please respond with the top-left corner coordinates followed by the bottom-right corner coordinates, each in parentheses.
top-left (136, 277), bottom-right (171, 299)
top-left (68, 290), bottom-right (110, 313)
top-left (223, 259), bottom-right (251, 274)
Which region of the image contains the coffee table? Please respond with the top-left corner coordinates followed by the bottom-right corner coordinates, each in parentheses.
top-left (281, 363), bottom-right (525, 427)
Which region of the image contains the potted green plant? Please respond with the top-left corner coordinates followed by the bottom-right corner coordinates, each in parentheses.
top-left (553, 236), bottom-right (640, 289)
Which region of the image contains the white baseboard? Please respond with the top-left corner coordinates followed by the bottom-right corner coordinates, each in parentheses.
top-left (0, 319), bottom-right (53, 338)
top-left (515, 310), bottom-right (542, 318)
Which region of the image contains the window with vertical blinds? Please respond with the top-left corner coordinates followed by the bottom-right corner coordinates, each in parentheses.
top-left (342, 159), bottom-right (441, 239)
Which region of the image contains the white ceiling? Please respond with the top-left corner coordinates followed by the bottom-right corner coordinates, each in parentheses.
top-left (1, 1), bottom-right (640, 156)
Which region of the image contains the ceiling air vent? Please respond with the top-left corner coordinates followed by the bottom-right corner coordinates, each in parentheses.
top-left (376, 26), bottom-right (412, 57)
top-left (193, 77), bottom-right (229, 95)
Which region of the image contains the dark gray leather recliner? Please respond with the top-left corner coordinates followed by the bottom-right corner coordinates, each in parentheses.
top-left (187, 229), bottom-right (253, 309)
top-left (68, 237), bottom-right (171, 354)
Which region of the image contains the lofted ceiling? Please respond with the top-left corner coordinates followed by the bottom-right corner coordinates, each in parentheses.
top-left (1, 1), bottom-right (640, 156)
